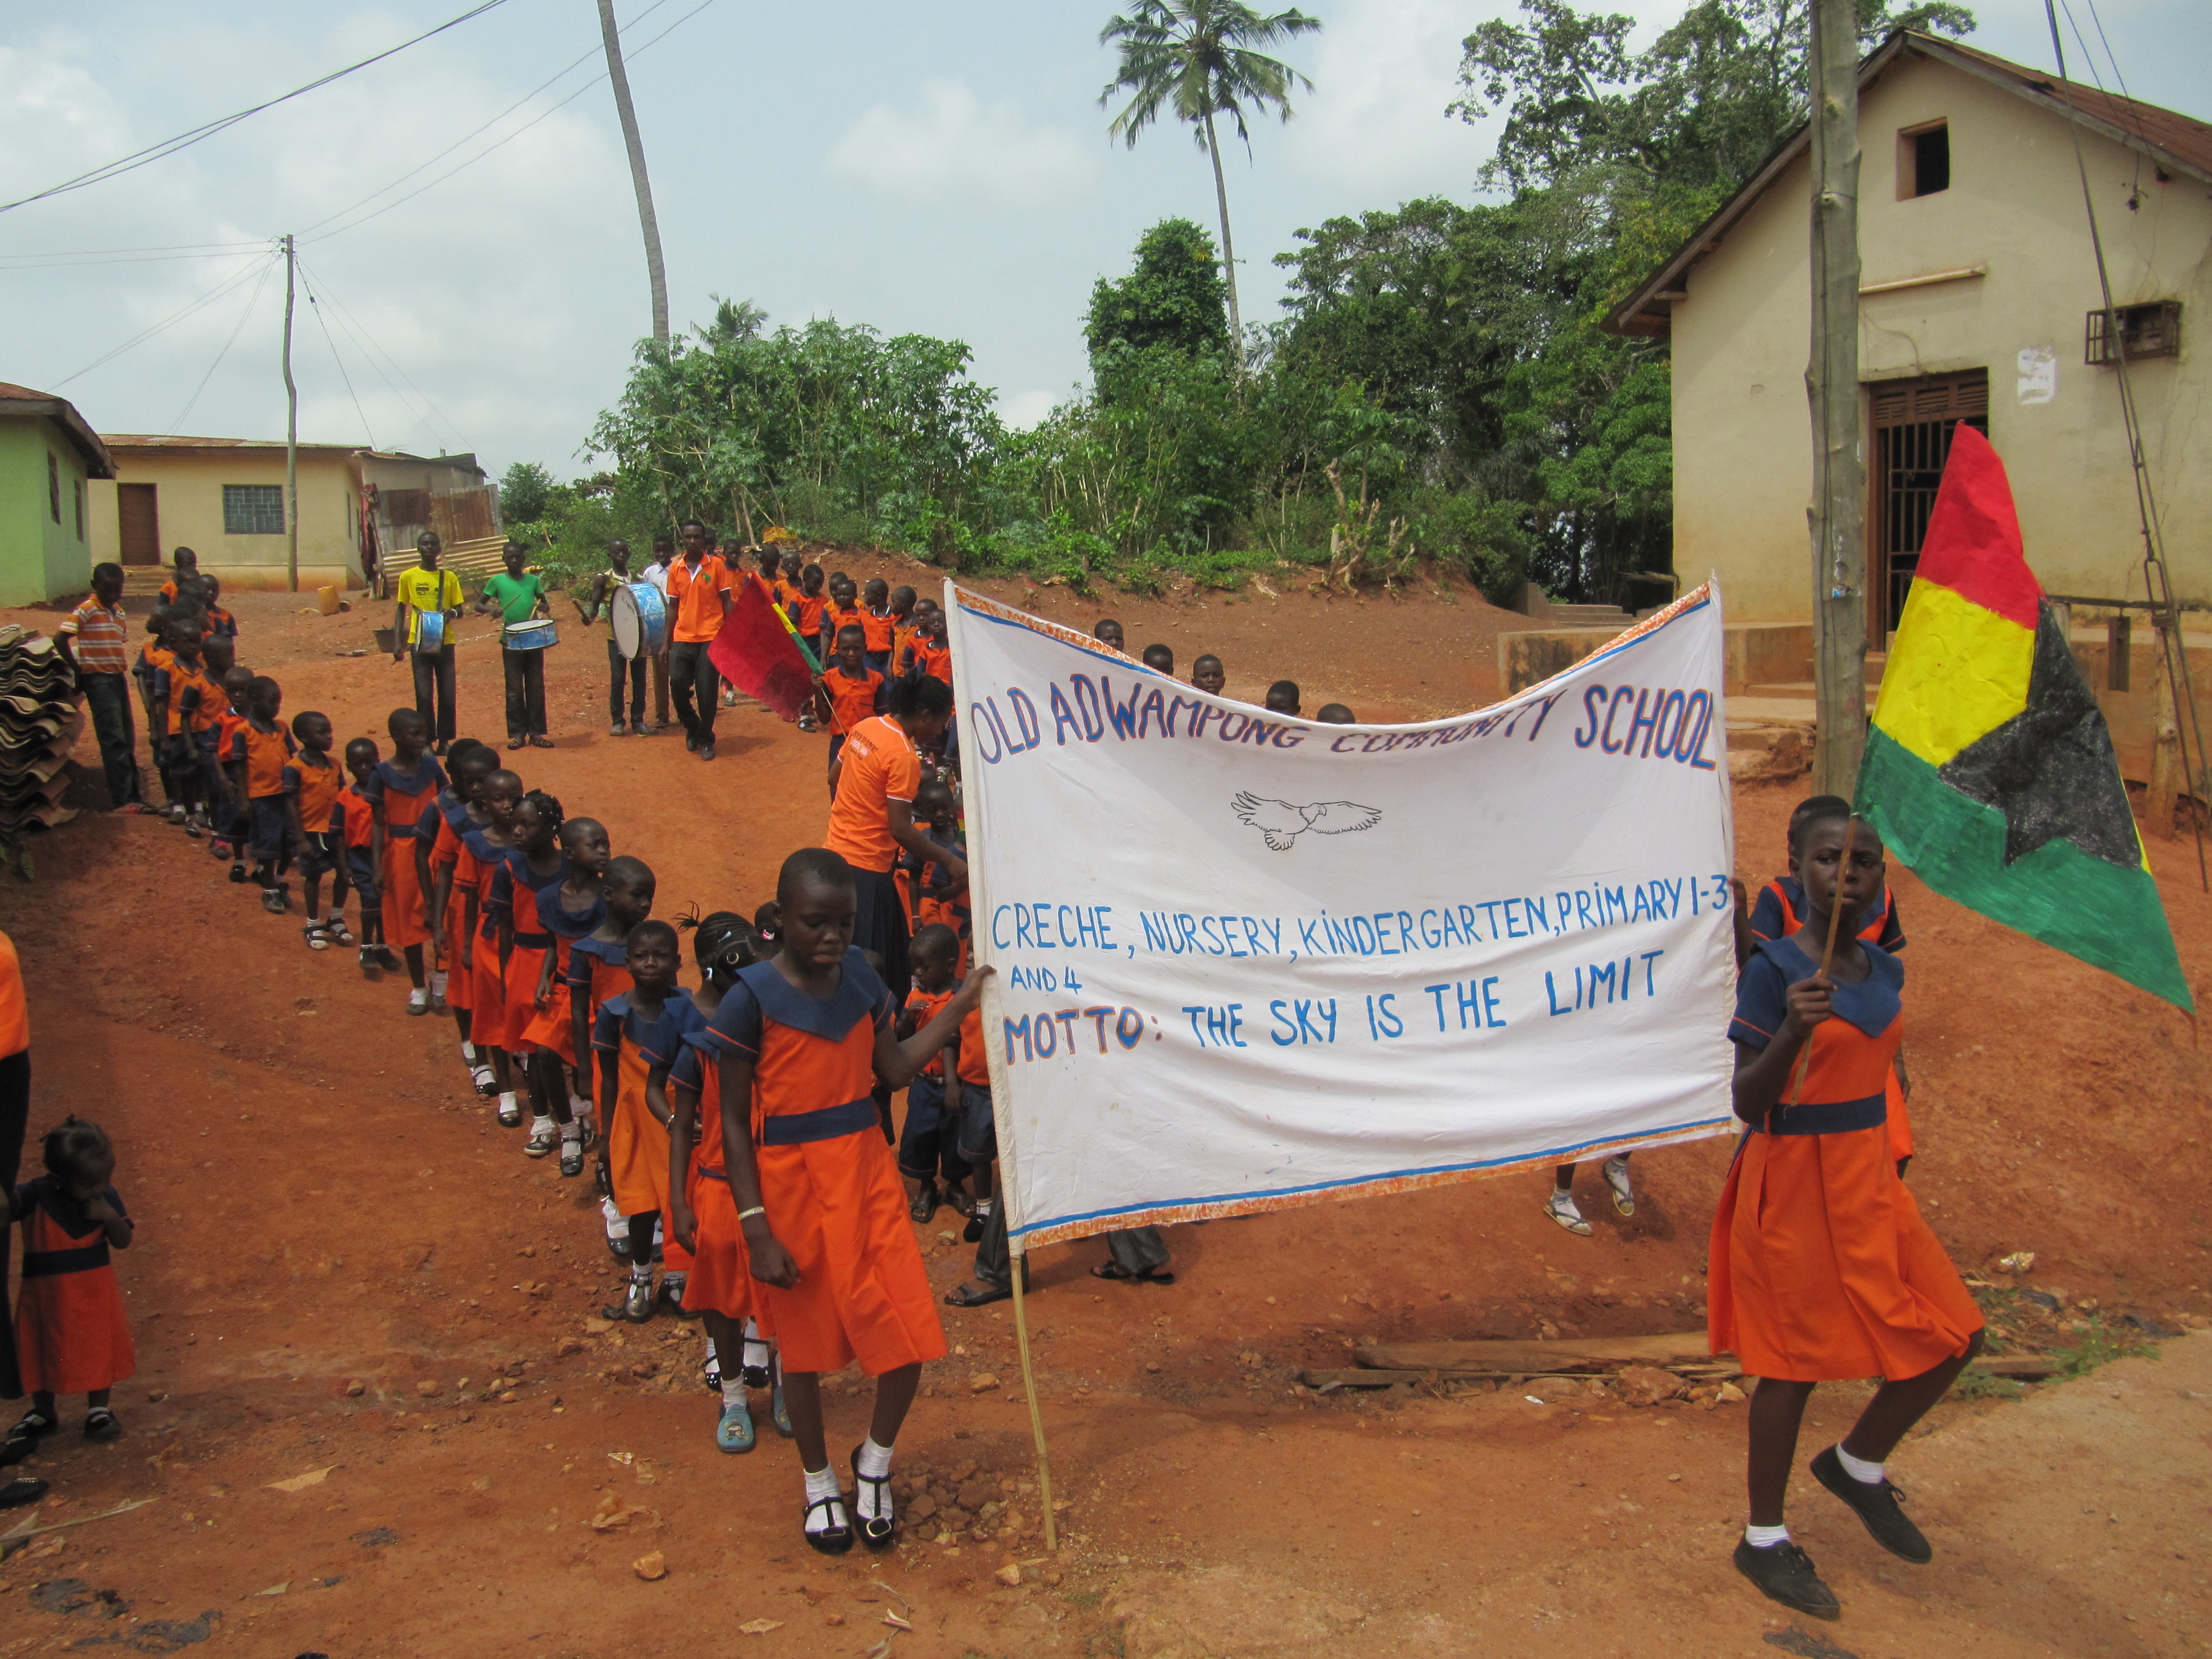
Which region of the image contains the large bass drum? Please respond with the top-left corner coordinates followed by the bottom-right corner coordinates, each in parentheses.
top-left (414, 608), bottom-right (446, 655)
top-left (611, 582), bottom-right (667, 660)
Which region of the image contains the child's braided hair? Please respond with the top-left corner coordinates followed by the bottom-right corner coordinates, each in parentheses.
top-left (521, 788), bottom-right (564, 831)
top-left (677, 906), bottom-right (758, 986)
top-left (41, 1116), bottom-right (111, 1180)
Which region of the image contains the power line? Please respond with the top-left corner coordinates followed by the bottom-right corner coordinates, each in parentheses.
top-left (294, 255), bottom-right (465, 454)
top-left (166, 253), bottom-right (279, 432)
top-left (301, 270), bottom-right (379, 451)
top-left (0, 241), bottom-right (271, 270)
top-left (53, 248), bottom-right (281, 388)
top-left (306, 0), bottom-right (718, 247)
top-left (0, 0), bottom-right (514, 215)
top-left (299, 0), bottom-right (675, 237)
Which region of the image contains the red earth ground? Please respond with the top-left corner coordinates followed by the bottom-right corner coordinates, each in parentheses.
top-left (0, 562), bottom-right (2207, 1658)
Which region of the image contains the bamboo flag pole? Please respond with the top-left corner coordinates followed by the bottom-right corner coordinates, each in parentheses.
top-left (941, 580), bottom-right (1058, 1553)
top-left (1782, 817), bottom-right (1856, 1112)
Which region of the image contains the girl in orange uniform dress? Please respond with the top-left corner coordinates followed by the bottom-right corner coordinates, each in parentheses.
top-left (363, 711), bottom-right (447, 1015)
top-left (9, 1120), bottom-right (134, 1445)
top-left (708, 849), bottom-right (987, 1554)
top-left (1713, 806), bottom-right (1983, 1621)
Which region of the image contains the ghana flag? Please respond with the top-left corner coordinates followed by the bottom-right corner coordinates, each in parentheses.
top-left (1856, 424), bottom-right (2192, 1010)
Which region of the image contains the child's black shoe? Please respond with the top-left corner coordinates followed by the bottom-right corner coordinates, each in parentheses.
top-left (84, 1408), bottom-right (122, 1442)
top-left (7, 1408), bottom-right (55, 1441)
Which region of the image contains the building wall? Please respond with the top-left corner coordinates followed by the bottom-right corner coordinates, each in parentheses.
top-left (88, 448), bottom-right (362, 591)
top-left (1670, 54), bottom-right (2212, 624)
top-left (0, 417), bottom-right (96, 605)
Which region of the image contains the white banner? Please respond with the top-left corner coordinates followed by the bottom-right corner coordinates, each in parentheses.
top-left (946, 580), bottom-right (1739, 1251)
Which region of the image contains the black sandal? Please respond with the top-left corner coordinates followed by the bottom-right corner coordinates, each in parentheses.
top-left (0, 1476), bottom-right (48, 1509)
top-left (850, 1444), bottom-right (894, 1551)
top-left (1091, 1261), bottom-right (1136, 1281)
top-left (908, 1181), bottom-right (940, 1223)
top-left (804, 1490), bottom-right (854, 1556)
top-left (7, 1409), bottom-right (55, 1441)
top-left (943, 1279), bottom-right (1011, 1308)
top-left (84, 1407), bottom-right (121, 1442)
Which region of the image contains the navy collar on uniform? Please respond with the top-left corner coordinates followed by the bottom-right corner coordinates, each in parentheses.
top-left (539, 883), bottom-right (604, 937)
top-left (738, 949), bottom-right (882, 1044)
top-left (572, 932), bottom-right (629, 966)
top-left (1756, 935), bottom-right (1902, 1037)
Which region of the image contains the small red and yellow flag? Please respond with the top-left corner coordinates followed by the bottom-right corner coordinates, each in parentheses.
top-left (1855, 425), bottom-right (2190, 1009)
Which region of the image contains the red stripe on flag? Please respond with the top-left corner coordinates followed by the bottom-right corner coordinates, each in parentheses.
top-left (708, 576), bottom-right (816, 723)
top-left (1912, 424), bottom-right (2043, 630)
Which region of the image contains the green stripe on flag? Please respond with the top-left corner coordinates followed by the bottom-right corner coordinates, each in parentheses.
top-left (1856, 727), bottom-right (2194, 1011)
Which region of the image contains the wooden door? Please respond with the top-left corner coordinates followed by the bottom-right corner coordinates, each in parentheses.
top-left (117, 483), bottom-right (159, 565)
top-left (1869, 371), bottom-right (1988, 639)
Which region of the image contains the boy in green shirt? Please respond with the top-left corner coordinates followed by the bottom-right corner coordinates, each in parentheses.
top-left (476, 540), bottom-right (554, 750)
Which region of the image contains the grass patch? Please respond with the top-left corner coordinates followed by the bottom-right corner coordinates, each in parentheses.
top-left (1061, 1589), bottom-right (1104, 1610)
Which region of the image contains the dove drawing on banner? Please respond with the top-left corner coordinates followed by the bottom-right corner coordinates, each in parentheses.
top-left (1230, 792), bottom-right (1383, 851)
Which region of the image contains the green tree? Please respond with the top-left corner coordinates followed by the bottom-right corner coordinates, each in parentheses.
top-left (1098, 0), bottom-right (1321, 349)
top-left (1086, 217), bottom-right (1231, 382)
top-left (499, 460), bottom-right (555, 525)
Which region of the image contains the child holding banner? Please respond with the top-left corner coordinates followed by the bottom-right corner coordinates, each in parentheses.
top-left (709, 849), bottom-right (989, 1553)
top-left (1713, 805), bottom-right (1982, 1620)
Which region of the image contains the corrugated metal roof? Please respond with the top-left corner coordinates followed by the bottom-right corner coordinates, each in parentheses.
top-left (100, 434), bottom-right (363, 452)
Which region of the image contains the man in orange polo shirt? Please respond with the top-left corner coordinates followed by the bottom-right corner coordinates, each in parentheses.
top-left (664, 519), bottom-right (732, 761)
top-left (823, 677), bottom-right (963, 1004)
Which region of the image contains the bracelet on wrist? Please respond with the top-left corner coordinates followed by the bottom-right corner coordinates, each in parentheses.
top-left (737, 1206), bottom-right (765, 1222)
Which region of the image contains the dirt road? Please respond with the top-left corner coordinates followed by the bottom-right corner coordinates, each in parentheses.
top-left (0, 567), bottom-right (2206, 1657)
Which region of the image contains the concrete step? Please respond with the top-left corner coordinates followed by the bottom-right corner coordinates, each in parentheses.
top-left (1548, 603), bottom-right (1630, 625)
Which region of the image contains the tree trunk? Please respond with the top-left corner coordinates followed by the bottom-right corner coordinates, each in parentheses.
top-left (1202, 109), bottom-right (1243, 356)
top-left (597, 0), bottom-right (669, 348)
top-left (1804, 0), bottom-right (1866, 796)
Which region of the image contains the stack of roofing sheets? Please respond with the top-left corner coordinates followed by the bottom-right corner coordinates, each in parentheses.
top-left (0, 626), bottom-right (82, 833)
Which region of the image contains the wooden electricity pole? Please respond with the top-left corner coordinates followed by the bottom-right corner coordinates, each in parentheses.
top-left (1806, 0), bottom-right (1866, 794)
top-left (597, 0), bottom-right (670, 348)
top-left (283, 231), bottom-right (299, 593)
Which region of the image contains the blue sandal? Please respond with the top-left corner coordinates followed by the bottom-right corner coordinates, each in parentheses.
top-left (770, 1370), bottom-right (794, 1438)
top-left (716, 1400), bottom-right (755, 1454)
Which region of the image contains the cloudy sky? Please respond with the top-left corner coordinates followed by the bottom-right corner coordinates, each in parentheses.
top-left (3, 0), bottom-right (2205, 479)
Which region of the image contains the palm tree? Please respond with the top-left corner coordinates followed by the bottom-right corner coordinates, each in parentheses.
top-left (597, 0), bottom-right (669, 347)
top-left (1099, 1), bottom-right (1321, 353)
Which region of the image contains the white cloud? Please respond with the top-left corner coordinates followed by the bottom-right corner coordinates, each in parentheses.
top-left (1282, 0), bottom-right (1493, 192)
top-left (996, 387), bottom-right (1065, 430)
top-left (827, 80), bottom-right (1099, 206)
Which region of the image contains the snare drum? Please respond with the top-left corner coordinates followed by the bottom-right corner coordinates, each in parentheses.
top-left (414, 608), bottom-right (446, 655)
top-left (611, 582), bottom-right (668, 660)
top-left (504, 618), bottom-right (559, 652)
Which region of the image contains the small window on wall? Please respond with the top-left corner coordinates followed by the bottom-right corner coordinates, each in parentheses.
top-left (1900, 121), bottom-right (1949, 197)
top-left (2086, 301), bottom-right (2181, 364)
top-left (73, 479), bottom-right (84, 541)
top-left (223, 483), bottom-right (285, 535)
top-left (46, 453), bottom-right (60, 523)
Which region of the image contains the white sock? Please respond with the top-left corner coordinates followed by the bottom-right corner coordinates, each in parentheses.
top-left (1745, 1522), bottom-right (1791, 1549)
top-left (601, 1194), bottom-right (623, 1229)
top-left (975, 1197), bottom-right (994, 1217)
top-left (407, 987), bottom-right (427, 1007)
top-left (630, 1260), bottom-right (652, 1284)
top-left (461, 1041), bottom-right (474, 1063)
top-left (498, 1090), bottom-right (518, 1115)
top-left (855, 1436), bottom-right (894, 1521)
top-left (530, 1110), bottom-right (553, 1129)
top-left (721, 1377), bottom-right (748, 1410)
top-left (568, 1094), bottom-right (590, 1119)
top-left (802, 1463), bottom-right (846, 1534)
top-left (430, 969), bottom-right (448, 997)
top-left (1834, 1444), bottom-right (1886, 1485)
top-left (561, 1120), bottom-right (583, 1142)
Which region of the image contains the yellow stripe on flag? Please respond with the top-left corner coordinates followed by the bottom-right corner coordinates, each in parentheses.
top-left (1872, 578), bottom-right (2036, 767)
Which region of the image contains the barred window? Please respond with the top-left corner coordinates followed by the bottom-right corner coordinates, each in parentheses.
top-left (223, 483), bottom-right (285, 535)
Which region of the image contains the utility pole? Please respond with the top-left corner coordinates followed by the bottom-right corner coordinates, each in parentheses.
top-left (283, 231), bottom-right (299, 593)
top-left (597, 0), bottom-right (669, 348)
top-left (1806, 0), bottom-right (1866, 794)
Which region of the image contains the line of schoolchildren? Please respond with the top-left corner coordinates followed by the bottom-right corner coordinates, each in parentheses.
top-left (92, 554), bottom-right (1984, 1611)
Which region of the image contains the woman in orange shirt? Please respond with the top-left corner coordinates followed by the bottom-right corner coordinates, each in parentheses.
top-left (1713, 807), bottom-right (1981, 1621)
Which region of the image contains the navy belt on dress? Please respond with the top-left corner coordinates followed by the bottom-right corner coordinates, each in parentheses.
top-left (513, 930), bottom-right (554, 948)
top-left (759, 1097), bottom-right (878, 1146)
top-left (22, 1242), bottom-right (109, 1278)
top-left (1762, 1095), bottom-right (1887, 1136)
